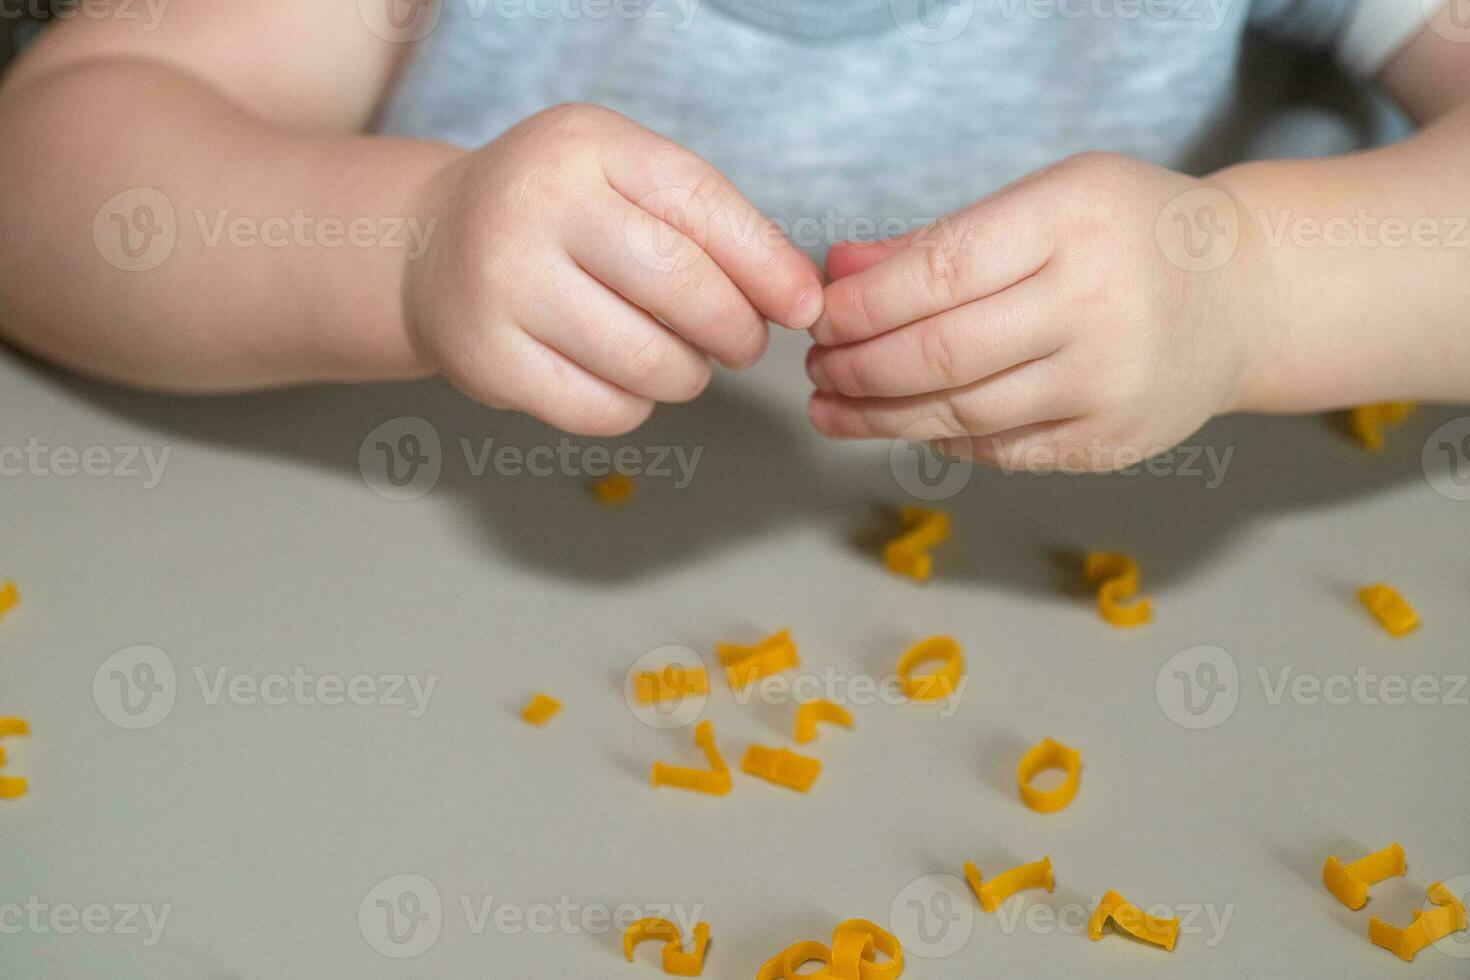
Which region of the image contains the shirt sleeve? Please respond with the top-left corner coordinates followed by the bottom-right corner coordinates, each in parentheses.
top-left (1250, 0), bottom-right (1439, 77)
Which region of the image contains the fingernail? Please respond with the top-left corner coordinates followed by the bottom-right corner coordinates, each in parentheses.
top-left (786, 286), bottom-right (822, 331)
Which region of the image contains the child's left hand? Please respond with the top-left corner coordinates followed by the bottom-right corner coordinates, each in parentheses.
top-left (805, 152), bottom-right (1268, 472)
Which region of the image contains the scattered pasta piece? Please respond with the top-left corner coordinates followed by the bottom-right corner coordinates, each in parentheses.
top-left (1017, 738), bottom-right (1081, 814)
top-left (1323, 843), bottom-right (1405, 910)
top-left (592, 473), bottom-right (636, 505)
top-left (829, 927), bottom-right (876, 977)
top-left (1349, 402), bottom-right (1414, 452)
top-left (624, 917), bottom-right (710, 976)
top-left (756, 941), bottom-right (832, 980)
top-left (0, 717), bottom-right (27, 800)
top-left (1084, 552), bottom-right (1152, 627)
top-left (0, 717), bottom-right (27, 767)
top-left (716, 629), bottom-right (798, 689)
top-left (831, 919), bottom-right (903, 980)
top-left (757, 920), bottom-right (903, 980)
top-left (793, 699), bottom-right (853, 744)
top-left (895, 636), bottom-right (963, 701)
top-left (741, 745), bottom-right (821, 793)
top-left (1368, 882), bottom-right (1467, 962)
top-left (963, 857), bottom-right (1054, 913)
top-left (520, 693), bottom-right (561, 726)
top-left (1089, 891), bottom-right (1180, 951)
top-left (883, 507), bottom-right (950, 582)
top-left (634, 665), bottom-right (709, 705)
top-left (651, 720), bottom-right (732, 796)
top-left (1357, 584), bottom-right (1419, 637)
top-left (0, 581), bottom-right (16, 619)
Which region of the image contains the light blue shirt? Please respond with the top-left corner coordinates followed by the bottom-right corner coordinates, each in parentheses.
top-left (377, 0), bottom-right (1416, 255)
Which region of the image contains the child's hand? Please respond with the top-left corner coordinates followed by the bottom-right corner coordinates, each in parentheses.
top-left (805, 153), bottom-right (1266, 471)
top-left (406, 104), bottom-right (822, 436)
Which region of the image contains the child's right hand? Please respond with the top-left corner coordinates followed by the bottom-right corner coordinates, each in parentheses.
top-left (403, 104), bottom-right (823, 435)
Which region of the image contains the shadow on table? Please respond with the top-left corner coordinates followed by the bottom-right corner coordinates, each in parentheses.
top-left (12, 348), bottom-right (1459, 594)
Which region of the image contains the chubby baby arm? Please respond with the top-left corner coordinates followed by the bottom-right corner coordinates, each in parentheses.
top-left (0, 2), bottom-right (820, 437)
top-left (0, 0), bottom-right (453, 391)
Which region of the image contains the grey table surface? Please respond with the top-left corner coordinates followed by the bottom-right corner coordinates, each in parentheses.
top-left (1, 329), bottom-right (1467, 979)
